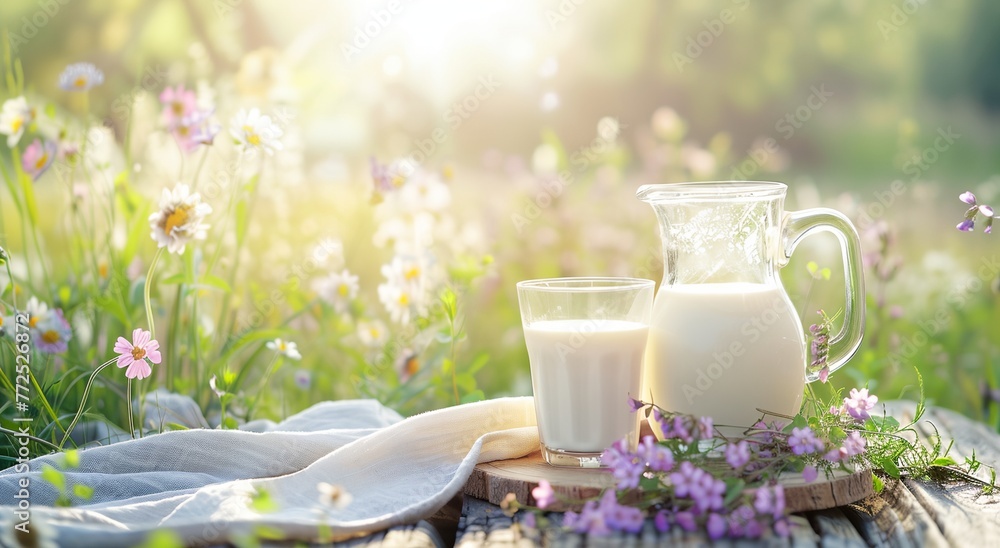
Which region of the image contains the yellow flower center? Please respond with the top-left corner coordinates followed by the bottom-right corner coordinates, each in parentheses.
top-left (164, 205), bottom-right (191, 236)
top-left (35, 152), bottom-right (49, 170)
top-left (42, 330), bottom-right (60, 344)
top-left (391, 175), bottom-right (405, 188)
top-left (131, 346), bottom-right (147, 360)
top-left (177, 125), bottom-right (190, 136)
top-left (404, 267), bottom-right (420, 280)
top-left (28, 316), bottom-right (39, 328)
top-left (368, 327), bottom-right (380, 339)
top-left (398, 293), bottom-right (409, 306)
top-left (74, 76), bottom-right (87, 88)
top-left (11, 117), bottom-right (23, 133)
top-left (338, 283), bottom-right (350, 297)
top-left (172, 102), bottom-right (184, 115)
top-left (99, 263), bottom-right (108, 278)
top-left (242, 125), bottom-right (261, 146)
top-left (405, 355), bottom-right (419, 376)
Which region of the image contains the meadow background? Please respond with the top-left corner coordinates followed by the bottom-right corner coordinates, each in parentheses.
top-left (2, 0), bottom-right (1000, 463)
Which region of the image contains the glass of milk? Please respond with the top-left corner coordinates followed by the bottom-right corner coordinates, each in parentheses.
top-left (517, 277), bottom-right (655, 467)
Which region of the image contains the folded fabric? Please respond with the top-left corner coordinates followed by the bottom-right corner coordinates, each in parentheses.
top-left (0, 397), bottom-right (538, 547)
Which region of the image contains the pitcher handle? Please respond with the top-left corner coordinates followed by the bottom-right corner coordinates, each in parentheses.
top-left (780, 208), bottom-right (866, 383)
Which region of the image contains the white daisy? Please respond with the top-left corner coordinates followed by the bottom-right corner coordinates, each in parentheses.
top-left (377, 280), bottom-right (415, 325)
top-left (317, 482), bottom-right (352, 509)
top-left (398, 169), bottom-right (451, 213)
top-left (229, 107), bottom-right (283, 156)
top-left (266, 338), bottom-right (301, 360)
top-left (313, 269), bottom-right (359, 313)
top-left (24, 296), bottom-right (50, 325)
top-left (356, 319), bottom-right (388, 347)
top-left (58, 62), bottom-right (104, 92)
top-left (148, 184), bottom-right (212, 254)
top-left (0, 96), bottom-right (36, 147)
top-left (377, 255), bottom-right (437, 325)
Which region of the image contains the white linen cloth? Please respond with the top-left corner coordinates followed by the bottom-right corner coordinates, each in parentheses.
top-left (0, 397), bottom-right (538, 547)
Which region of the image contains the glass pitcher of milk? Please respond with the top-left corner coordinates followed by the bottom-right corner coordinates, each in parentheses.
top-left (636, 181), bottom-right (865, 433)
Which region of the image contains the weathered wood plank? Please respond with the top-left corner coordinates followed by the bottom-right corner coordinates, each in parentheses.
top-left (842, 479), bottom-right (947, 548)
top-left (807, 508), bottom-right (866, 548)
top-left (903, 478), bottom-right (1000, 548)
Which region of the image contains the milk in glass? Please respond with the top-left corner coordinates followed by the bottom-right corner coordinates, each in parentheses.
top-left (524, 319), bottom-right (649, 453)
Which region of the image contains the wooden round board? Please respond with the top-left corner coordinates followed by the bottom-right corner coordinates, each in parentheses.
top-left (463, 450), bottom-right (874, 513)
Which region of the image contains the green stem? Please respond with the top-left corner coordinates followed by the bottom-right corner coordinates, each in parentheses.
top-left (145, 247), bottom-right (164, 339)
top-left (59, 357), bottom-right (116, 449)
top-left (247, 353), bottom-right (280, 418)
top-left (126, 378), bottom-right (135, 439)
top-left (167, 284), bottom-right (183, 392)
top-left (190, 147), bottom-right (210, 192)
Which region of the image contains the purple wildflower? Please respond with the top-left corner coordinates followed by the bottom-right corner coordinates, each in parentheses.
top-left (628, 396), bottom-right (644, 413)
top-left (753, 485), bottom-right (786, 520)
top-left (638, 435), bottom-right (674, 472)
top-left (652, 408), bottom-right (672, 438)
top-left (654, 510), bottom-right (670, 533)
top-left (668, 461), bottom-right (705, 498)
top-left (824, 447), bottom-right (846, 464)
top-left (724, 441), bottom-right (751, 469)
top-left (828, 431), bottom-right (867, 462)
top-left (532, 480), bottom-right (556, 509)
top-left (675, 511), bottom-right (697, 532)
top-left (745, 519), bottom-right (765, 538)
top-left (697, 416), bottom-right (714, 440)
top-left (566, 493), bottom-right (613, 536)
top-left (606, 503), bottom-right (645, 533)
top-left (956, 191), bottom-right (997, 233)
top-left (601, 438), bottom-right (626, 464)
top-left (707, 513), bottom-right (728, 540)
top-left (844, 388), bottom-right (878, 421)
top-left (691, 475), bottom-right (726, 513)
top-left (671, 415), bottom-right (693, 443)
top-left (788, 427), bottom-right (824, 455)
top-left (843, 431), bottom-right (867, 456)
top-left (602, 439), bottom-right (644, 490)
top-left (728, 505), bottom-right (756, 538)
top-left (802, 465), bottom-right (818, 483)
top-left (521, 512), bottom-right (536, 529)
top-left (774, 517), bottom-right (791, 537)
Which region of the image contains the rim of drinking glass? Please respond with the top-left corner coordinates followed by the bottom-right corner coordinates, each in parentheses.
top-left (636, 181), bottom-right (787, 202)
top-left (516, 277), bottom-right (655, 292)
